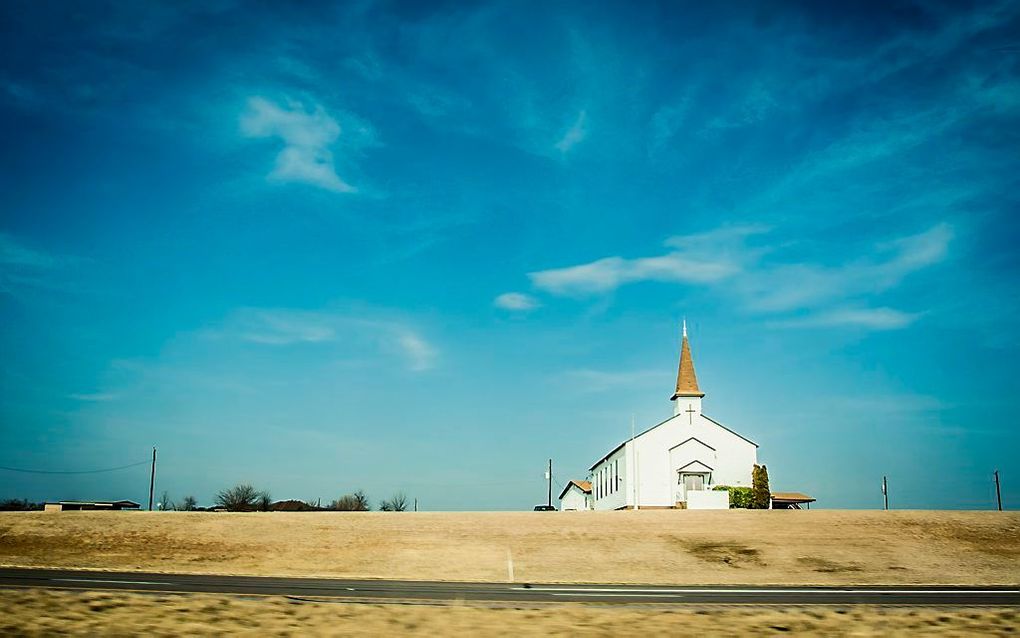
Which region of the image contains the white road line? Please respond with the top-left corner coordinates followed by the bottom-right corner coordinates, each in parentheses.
top-left (53, 578), bottom-right (174, 586)
top-left (516, 587), bottom-right (1020, 595)
top-left (552, 593), bottom-right (686, 598)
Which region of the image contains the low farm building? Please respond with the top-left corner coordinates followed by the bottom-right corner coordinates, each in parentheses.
top-left (44, 500), bottom-right (140, 512)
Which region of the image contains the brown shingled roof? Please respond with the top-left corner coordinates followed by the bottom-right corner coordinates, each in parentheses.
top-left (558, 479), bottom-right (592, 500)
top-left (671, 332), bottom-right (704, 399)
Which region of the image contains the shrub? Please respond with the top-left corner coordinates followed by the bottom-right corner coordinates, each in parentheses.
top-left (215, 483), bottom-right (271, 511)
top-left (751, 464), bottom-right (771, 509)
top-left (330, 490), bottom-right (370, 511)
top-left (380, 492), bottom-right (408, 512)
top-left (0, 499), bottom-right (43, 511)
top-left (713, 485), bottom-right (754, 509)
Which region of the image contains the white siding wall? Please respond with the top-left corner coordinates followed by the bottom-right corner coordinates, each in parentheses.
top-left (592, 448), bottom-right (628, 511)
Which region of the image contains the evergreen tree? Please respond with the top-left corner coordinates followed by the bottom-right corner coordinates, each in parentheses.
top-left (751, 464), bottom-right (771, 509)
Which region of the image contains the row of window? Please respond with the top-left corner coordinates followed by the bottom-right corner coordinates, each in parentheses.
top-left (594, 458), bottom-right (620, 501)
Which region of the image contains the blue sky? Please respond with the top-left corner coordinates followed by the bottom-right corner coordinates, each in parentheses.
top-left (1, 1), bottom-right (1018, 510)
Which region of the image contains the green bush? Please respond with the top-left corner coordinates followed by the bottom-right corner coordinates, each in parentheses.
top-left (713, 485), bottom-right (753, 509)
top-left (751, 464), bottom-right (771, 509)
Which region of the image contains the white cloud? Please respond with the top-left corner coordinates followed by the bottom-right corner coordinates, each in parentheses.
top-left (494, 292), bottom-right (539, 311)
top-left (393, 331), bottom-right (438, 372)
top-left (554, 110), bottom-right (588, 153)
top-left (68, 392), bottom-right (119, 402)
top-left (530, 254), bottom-right (738, 296)
top-left (743, 223), bottom-right (953, 313)
top-left (770, 307), bottom-right (921, 330)
top-left (530, 225), bottom-right (763, 296)
top-left (240, 97), bottom-right (357, 193)
top-left (222, 307), bottom-right (438, 372)
top-left (237, 309), bottom-right (337, 345)
top-left (524, 223), bottom-right (951, 332)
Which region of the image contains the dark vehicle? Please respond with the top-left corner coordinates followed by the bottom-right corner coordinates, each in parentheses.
top-left (533, 505), bottom-right (556, 511)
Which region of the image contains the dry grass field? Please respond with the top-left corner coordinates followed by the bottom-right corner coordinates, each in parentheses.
top-left (1, 509), bottom-right (1018, 585)
top-left (1, 589), bottom-right (1017, 636)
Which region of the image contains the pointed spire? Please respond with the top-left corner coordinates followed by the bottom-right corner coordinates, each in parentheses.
top-left (671, 320), bottom-right (704, 400)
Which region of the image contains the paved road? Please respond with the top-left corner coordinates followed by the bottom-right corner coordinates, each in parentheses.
top-left (1, 568), bottom-right (1017, 605)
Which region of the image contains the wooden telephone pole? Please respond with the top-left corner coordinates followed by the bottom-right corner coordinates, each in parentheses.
top-left (547, 459), bottom-right (553, 508)
top-left (148, 447), bottom-right (157, 511)
top-left (994, 470), bottom-right (1002, 511)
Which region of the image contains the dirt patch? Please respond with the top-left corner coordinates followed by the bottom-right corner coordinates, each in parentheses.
top-left (685, 541), bottom-right (764, 568)
top-left (796, 557), bottom-right (862, 573)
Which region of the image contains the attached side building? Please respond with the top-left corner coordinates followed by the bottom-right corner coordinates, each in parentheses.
top-left (558, 480), bottom-right (592, 511)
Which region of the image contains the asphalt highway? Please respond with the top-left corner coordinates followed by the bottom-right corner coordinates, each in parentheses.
top-left (1, 568), bottom-right (1017, 605)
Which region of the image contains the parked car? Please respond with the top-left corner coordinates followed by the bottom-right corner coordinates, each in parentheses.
top-left (533, 505), bottom-right (556, 511)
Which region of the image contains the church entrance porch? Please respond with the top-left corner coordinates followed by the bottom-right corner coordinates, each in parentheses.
top-left (676, 471), bottom-right (728, 509)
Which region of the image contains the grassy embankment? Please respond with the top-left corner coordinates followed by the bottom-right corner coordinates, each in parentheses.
top-left (2, 510), bottom-right (1018, 585)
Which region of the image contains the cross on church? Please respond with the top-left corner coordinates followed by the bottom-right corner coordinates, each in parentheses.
top-left (685, 403), bottom-right (696, 424)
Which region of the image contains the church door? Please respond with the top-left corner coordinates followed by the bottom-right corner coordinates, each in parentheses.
top-left (683, 474), bottom-right (704, 492)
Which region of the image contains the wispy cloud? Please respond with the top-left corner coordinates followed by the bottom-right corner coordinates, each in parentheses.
top-left (554, 110), bottom-right (588, 153)
top-left (530, 225), bottom-right (765, 296)
top-left (221, 307), bottom-right (438, 372)
top-left (494, 292), bottom-right (539, 311)
top-left (559, 368), bottom-right (663, 393)
top-left (240, 97), bottom-right (364, 193)
top-left (742, 224), bottom-right (953, 313)
top-left (391, 332), bottom-right (438, 372)
top-left (524, 223), bottom-right (951, 331)
top-left (0, 232), bottom-right (60, 268)
top-left (769, 307), bottom-right (922, 330)
top-left (0, 232), bottom-right (75, 295)
top-left (68, 392), bottom-right (119, 402)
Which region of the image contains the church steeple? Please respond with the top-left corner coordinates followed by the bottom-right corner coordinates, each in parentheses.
top-left (671, 320), bottom-right (704, 418)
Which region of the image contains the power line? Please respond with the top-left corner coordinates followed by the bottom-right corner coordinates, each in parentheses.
top-left (0, 460), bottom-right (150, 475)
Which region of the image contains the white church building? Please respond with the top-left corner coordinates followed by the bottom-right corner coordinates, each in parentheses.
top-left (582, 323), bottom-right (759, 510)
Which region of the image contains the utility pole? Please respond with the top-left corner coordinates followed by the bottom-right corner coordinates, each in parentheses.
top-left (547, 459), bottom-right (553, 508)
top-left (631, 415), bottom-right (638, 511)
top-left (414, 497), bottom-right (418, 512)
top-left (882, 475), bottom-right (888, 511)
top-left (148, 447), bottom-right (157, 512)
top-left (994, 470), bottom-right (1002, 511)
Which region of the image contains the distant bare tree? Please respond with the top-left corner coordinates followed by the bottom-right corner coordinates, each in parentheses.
top-left (330, 490), bottom-right (370, 511)
top-left (256, 490), bottom-right (272, 512)
top-left (180, 495), bottom-right (197, 511)
top-left (216, 483), bottom-right (261, 511)
top-left (159, 490), bottom-right (175, 511)
top-left (380, 492), bottom-right (408, 512)
top-left (0, 499), bottom-right (43, 511)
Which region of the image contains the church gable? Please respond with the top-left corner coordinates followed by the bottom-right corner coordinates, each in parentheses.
top-left (676, 459), bottom-right (714, 473)
top-left (699, 413), bottom-right (758, 448)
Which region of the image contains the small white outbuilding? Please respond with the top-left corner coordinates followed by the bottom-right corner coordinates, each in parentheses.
top-left (558, 480), bottom-right (592, 511)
